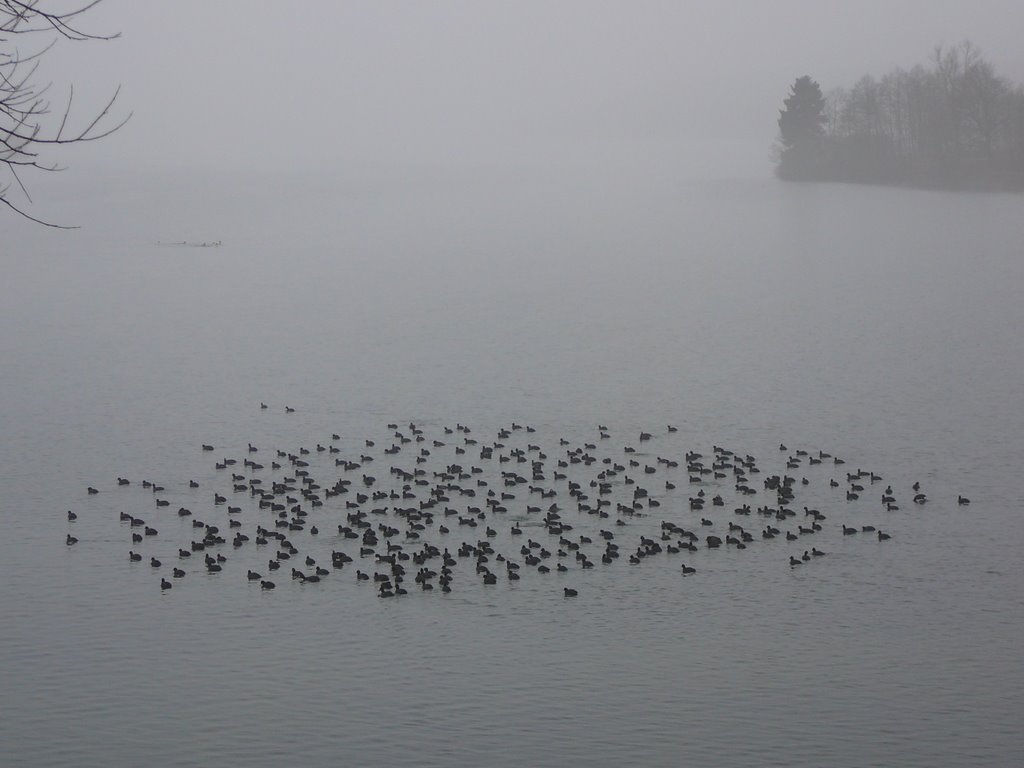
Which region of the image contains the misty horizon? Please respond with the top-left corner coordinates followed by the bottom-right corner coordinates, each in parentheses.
top-left (14, 2), bottom-right (1024, 180)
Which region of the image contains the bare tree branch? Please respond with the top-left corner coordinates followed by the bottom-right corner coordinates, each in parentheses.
top-left (2, 0), bottom-right (126, 225)
top-left (2, 1), bottom-right (118, 41)
top-left (0, 183), bottom-right (77, 227)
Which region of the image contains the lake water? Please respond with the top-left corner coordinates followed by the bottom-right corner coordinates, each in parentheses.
top-left (2, 164), bottom-right (1023, 767)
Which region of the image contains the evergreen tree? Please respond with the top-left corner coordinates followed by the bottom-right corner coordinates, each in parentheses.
top-left (776, 76), bottom-right (827, 178)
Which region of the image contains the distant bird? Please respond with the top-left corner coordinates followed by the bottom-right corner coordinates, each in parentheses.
top-left (958, 495), bottom-right (970, 505)
top-left (66, 533), bottom-right (78, 546)
top-left (563, 588), bottom-right (578, 597)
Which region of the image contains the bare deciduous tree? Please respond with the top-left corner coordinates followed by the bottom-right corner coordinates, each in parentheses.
top-left (1, 0), bottom-right (128, 227)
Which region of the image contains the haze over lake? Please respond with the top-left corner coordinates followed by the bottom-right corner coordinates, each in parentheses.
top-left (3, 162), bottom-right (1023, 766)
top-left (5, 1), bottom-right (1024, 766)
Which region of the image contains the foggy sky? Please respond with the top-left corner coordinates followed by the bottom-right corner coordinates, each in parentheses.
top-left (24, 1), bottom-right (1024, 178)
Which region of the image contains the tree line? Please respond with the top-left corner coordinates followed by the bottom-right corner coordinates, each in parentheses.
top-left (776, 42), bottom-right (1024, 191)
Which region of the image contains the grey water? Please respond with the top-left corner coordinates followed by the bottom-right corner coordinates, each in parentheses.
top-left (2, 164), bottom-right (1023, 767)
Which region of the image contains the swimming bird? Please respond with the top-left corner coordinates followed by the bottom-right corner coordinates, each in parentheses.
top-left (66, 533), bottom-right (78, 546)
top-left (100, 420), bottom-right (927, 606)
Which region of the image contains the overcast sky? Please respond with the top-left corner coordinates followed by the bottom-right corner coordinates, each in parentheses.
top-left (25, 1), bottom-right (1024, 178)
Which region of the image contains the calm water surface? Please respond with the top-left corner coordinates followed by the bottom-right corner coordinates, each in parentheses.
top-left (2, 167), bottom-right (1023, 767)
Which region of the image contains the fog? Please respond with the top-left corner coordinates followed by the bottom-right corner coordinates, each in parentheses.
top-left (23, 0), bottom-right (1024, 186)
top-left (7, 5), bottom-right (1024, 767)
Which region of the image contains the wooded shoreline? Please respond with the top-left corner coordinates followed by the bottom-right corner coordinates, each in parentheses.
top-left (776, 43), bottom-right (1024, 192)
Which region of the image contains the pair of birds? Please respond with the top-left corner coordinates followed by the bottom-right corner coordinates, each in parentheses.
top-left (67, 510), bottom-right (79, 546)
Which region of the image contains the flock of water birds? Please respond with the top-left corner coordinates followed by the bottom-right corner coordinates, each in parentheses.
top-left (65, 410), bottom-right (971, 598)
